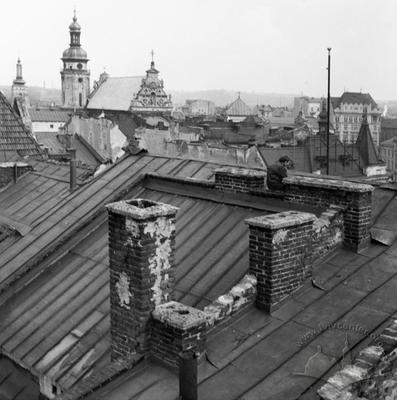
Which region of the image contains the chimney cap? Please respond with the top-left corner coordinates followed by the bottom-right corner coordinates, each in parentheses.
top-left (106, 198), bottom-right (178, 220)
top-left (152, 301), bottom-right (208, 330)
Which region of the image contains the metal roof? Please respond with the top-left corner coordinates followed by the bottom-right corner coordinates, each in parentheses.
top-left (86, 186), bottom-right (397, 400)
top-left (226, 97), bottom-right (252, 116)
top-left (1, 152), bottom-right (397, 400)
top-left (87, 77), bottom-right (144, 111)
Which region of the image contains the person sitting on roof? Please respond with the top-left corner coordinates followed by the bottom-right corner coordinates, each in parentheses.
top-left (266, 155), bottom-right (293, 191)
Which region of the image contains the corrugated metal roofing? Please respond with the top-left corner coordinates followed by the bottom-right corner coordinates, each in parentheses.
top-left (28, 109), bottom-right (71, 123)
top-left (0, 91), bottom-right (42, 158)
top-left (87, 76), bottom-right (144, 111)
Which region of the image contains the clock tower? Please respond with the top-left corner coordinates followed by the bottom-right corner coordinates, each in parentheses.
top-left (61, 11), bottom-right (90, 108)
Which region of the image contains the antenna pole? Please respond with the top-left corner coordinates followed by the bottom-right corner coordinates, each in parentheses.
top-left (326, 48), bottom-right (331, 175)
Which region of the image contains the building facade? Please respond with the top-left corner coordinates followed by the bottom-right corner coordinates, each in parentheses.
top-left (129, 59), bottom-right (173, 113)
top-left (379, 137), bottom-right (397, 174)
top-left (332, 92), bottom-right (381, 146)
top-left (185, 99), bottom-right (216, 116)
top-left (293, 96), bottom-right (322, 118)
top-left (60, 11), bottom-right (90, 109)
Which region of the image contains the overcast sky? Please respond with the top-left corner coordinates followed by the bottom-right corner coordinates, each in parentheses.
top-left (2, 0), bottom-right (396, 99)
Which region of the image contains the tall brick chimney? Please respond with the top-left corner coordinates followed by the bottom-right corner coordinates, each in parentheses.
top-left (246, 211), bottom-right (315, 313)
top-left (106, 199), bottom-right (178, 359)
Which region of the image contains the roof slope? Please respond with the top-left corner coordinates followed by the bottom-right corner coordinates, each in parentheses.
top-left (356, 114), bottom-right (380, 166)
top-left (0, 184), bottom-right (269, 393)
top-left (0, 153), bottom-right (314, 396)
top-left (87, 77), bottom-right (144, 111)
top-left (87, 187), bottom-right (397, 400)
top-left (28, 109), bottom-right (71, 123)
top-left (332, 92), bottom-right (378, 109)
top-left (226, 96), bottom-right (252, 116)
top-left (0, 91), bottom-right (42, 158)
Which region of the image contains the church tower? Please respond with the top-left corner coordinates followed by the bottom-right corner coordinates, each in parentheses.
top-left (11, 58), bottom-right (28, 103)
top-left (60, 11), bottom-right (90, 108)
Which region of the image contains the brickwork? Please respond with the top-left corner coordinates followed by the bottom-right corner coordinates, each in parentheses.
top-left (214, 167), bottom-right (265, 194)
top-left (0, 162), bottom-right (33, 188)
top-left (284, 176), bottom-right (374, 251)
top-left (204, 274), bottom-right (257, 331)
top-left (318, 318), bottom-right (397, 400)
top-left (246, 211), bottom-right (315, 313)
top-left (312, 205), bottom-right (344, 261)
top-left (151, 302), bottom-right (207, 367)
top-left (106, 199), bottom-right (178, 360)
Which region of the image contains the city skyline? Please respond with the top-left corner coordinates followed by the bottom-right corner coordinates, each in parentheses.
top-left (2, 0), bottom-right (397, 99)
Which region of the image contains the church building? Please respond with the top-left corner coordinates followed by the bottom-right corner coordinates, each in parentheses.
top-left (60, 11), bottom-right (90, 108)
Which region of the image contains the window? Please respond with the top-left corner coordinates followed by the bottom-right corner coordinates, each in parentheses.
top-left (50, 124), bottom-right (54, 128)
top-left (79, 93), bottom-right (82, 107)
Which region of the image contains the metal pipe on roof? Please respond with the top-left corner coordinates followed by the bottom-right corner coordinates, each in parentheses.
top-left (67, 135), bottom-right (77, 191)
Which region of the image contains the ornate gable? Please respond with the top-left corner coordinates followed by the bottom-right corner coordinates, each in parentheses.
top-left (130, 60), bottom-right (172, 113)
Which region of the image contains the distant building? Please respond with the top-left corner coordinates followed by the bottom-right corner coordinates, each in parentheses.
top-left (379, 137), bottom-right (397, 174)
top-left (87, 58), bottom-right (172, 117)
top-left (225, 94), bottom-right (253, 122)
top-left (130, 59), bottom-right (173, 113)
top-left (331, 92), bottom-right (381, 146)
top-left (61, 11), bottom-right (90, 108)
top-left (185, 99), bottom-right (216, 116)
top-left (29, 108), bottom-right (71, 134)
top-left (293, 96), bottom-right (322, 118)
top-left (380, 117), bottom-right (397, 143)
top-left (11, 58), bottom-right (28, 104)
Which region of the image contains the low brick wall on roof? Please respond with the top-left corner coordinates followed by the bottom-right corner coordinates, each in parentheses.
top-left (0, 162), bottom-right (33, 188)
top-left (318, 318), bottom-right (397, 400)
top-left (284, 176), bottom-right (374, 252)
top-left (312, 205), bottom-right (344, 261)
top-left (204, 274), bottom-right (257, 332)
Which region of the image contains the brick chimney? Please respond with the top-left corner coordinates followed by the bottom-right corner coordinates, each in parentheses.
top-left (106, 199), bottom-right (178, 359)
top-left (246, 211), bottom-right (315, 313)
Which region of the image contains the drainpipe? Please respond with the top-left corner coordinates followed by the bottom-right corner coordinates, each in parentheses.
top-left (67, 133), bottom-right (77, 191)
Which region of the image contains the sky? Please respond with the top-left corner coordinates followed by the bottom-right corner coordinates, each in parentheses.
top-left (1, 0), bottom-right (397, 100)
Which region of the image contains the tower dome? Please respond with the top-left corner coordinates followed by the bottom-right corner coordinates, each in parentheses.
top-left (60, 10), bottom-right (90, 108)
top-left (69, 13), bottom-right (81, 31)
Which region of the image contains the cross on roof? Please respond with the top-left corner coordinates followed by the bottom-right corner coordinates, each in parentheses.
top-left (150, 49), bottom-right (155, 62)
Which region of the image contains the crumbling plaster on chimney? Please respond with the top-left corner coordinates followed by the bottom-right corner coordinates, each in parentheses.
top-left (115, 272), bottom-right (132, 309)
top-left (272, 228), bottom-right (289, 247)
top-left (143, 217), bottom-right (175, 306)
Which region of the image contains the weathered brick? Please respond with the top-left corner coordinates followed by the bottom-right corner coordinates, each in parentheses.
top-left (106, 199), bottom-right (179, 360)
